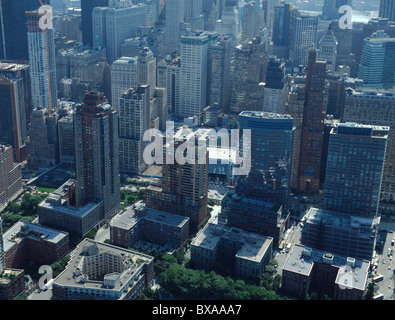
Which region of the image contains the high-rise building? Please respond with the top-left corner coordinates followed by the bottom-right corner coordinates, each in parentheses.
top-left (26, 108), bottom-right (59, 169)
top-left (289, 12), bottom-right (318, 67)
top-left (111, 56), bottom-right (138, 112)
top-left (272, 2), bottom-right (296, 59)
top-left (322, 0), bottom-right (352, 21)
top-left (263, 56), bottom-right (288, 114)
top-left (239, 111), bottom-right (294, 211)
top-left (26, 10), bottom-right (58, 111)
top-left (74, 92), bottom-right (121, 220)
top-left (165, 0), bottom-right (185, 53)
top-left (298, 49), bottom-right (328, 192)
top-left (242, 1), bottom-right (264, 42)
top-left (119, 86), bottom-right (151, 174)
top-left (0, 74), bottom-right (27, 163)
top-left (145, 132), bottom-right (209, 231)
top-left (0, 0), bottom-right (44, 61)
top-left (178, 32), bottom-right (211, 119)
top-left (323, 123), bottom-right (388, 218)
top-left (358, 30), bottom-right (395, 89)
top-left (285, 83), bottom-right (305, 190)
top-left (262, 0), bottom-right (280, 37)
top-left (301, 123), bottom-right (388, 261)
top-left (0, 146), bottom-right (23, 213)
top-left (342, 89), bottom-right (395, 205)
top-left (0, 218), bottom-right (4, 273)
top-left (81, 0), bottom-right (109, 47)
top-left (318, 25), bottom-right (338, 73)
top-left (215, 3), bottom-right (242, 46)
top-left (184, 0), bottom-right (205, 31)
top-left (137, 48), bottom-right (157, 100)
top-left (58, 114), bottom-right (75, 168)
top-left (379, 0), bottom-right (395, 22)
top-left (93, 1), bottom-right (147, 63)
top-left (208, 37), bottom-right (232, 112)
top-left (229, 36), bottom-right (268, 117)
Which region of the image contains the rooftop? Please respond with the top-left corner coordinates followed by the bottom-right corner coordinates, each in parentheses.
top-left (282, 244), bottom-right (370, 290)
top-left (3, 221), bottom-right (68, 252)
top-left (192, 223), bottom-right (273, 263)
top-left (53, 239), bottom-right (153, 293)
top-left (110, 202), bottom-right (189, 230)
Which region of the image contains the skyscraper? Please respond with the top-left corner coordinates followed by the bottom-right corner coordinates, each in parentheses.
top-left (242, 1), bottom-right (264, 41)
top-left (289, 12), bottom-right (318, 67)
top-left (165, 0), bottom-right (185, 53)
top-left (0, 0), bottom-right (45, 61)
top-left (119, 86), bottom-right (151, 174)
top-left (358, 30), bottom-right (395, 89)
top-left (74, 92), bottom-right (121, 220)
top-left (379, 0), bottom-right (395, 22)
top-left (184, 0), bottom-right (205, 31)
top-left (145, 133), bottom-right (209, 231)
top-left (0, 73), bottom-right (27, 163)
top-left (178, 32), bottom-right (210, 119)
top-left (230, 36), bottom-right (268, 117)
top-left (101, 1), bottom-right (147, 64)
top-left (322, 0), bottom-right (352, 21)
top-left (81, 0), bottom-right (109, 47)
top-left (0, 145), bottom-right (23, 213)
top-left (26, 108), bottom-right (59, 168)
top-left (323, 123), bottom-right (388, 218)
top-left (263, 56), bottom-right (288, 114)
top-left (111, 56), bottom-right (138, 112)
top-left (239, 111), bottom-right (294, 211)
top-left (342, 89), bottom-right (395, 206)
top-left (318, 25), bottom-right (338, 73)
top-left (26, 10), bottom-right (58, 111)
top-left (298, 49), bottom-right (328, 192)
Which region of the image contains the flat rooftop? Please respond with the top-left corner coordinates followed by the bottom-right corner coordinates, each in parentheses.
top-left (110, 203), bottom-right (189, 230)
top-left (192, 223), bottom-right (273, 263)
top-left (53, 239), bottom-right (153, 293)
top-left (282, 244), bottom-right (370, 291)
top-left (3, 220), bottom-right (68, 252)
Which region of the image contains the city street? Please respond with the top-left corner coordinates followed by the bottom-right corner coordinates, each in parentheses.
top-left (372, 229), bottom-right (395, 300)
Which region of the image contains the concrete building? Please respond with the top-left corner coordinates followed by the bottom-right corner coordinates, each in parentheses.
top-left (323, 123), bottom-right (389, 218)
top-left (92, 1), bottom-right (147, 63)
top-left (111, 56), bottom-right (138, 112)
top-left (342, 89), bottom-right (395, 205)
top-left (110, 202), bottom-right (190, 250)
top-left (119, 86), bottom-right (151, 174)
top-left (263, 56), bottom-right (288, 114)
top-left (281, 244), bottom-right (370, 300)
top-left (379, 0), bottom-right (395, 22)
top-left (164, 0), bottom-right (185, 53)
top-left (0, 74), bottom-right (27, 163)
top-left (52, 239), bottom-right (154, 300)
top-left (2, 220), bottom-right (69, 269)
top-left (229, 36), bottom-right (268, 117)
top-left (289, 12), bottom-right (318, 67)
top-left (26, 108), bottom-right (59, 169)
top-left (298, 49), bottom-right (328, 192)
top-left (191, 223), bottom-right (273, 281)
top-left (58, 114), bottom-right (75, 168)
top-left (74, 92), bottom-right (121, 222)
top-left (81, 0), bottom-right (109, 47)
top-left (178, 32), bottom-right (211, 120)
top-left (318, 25), bottom-right (338, 74)
top-left (0, 146), bottom-right (23, 213)
top-left (26, 10), bottom-right (58, 111)
top-left (358, 30), bottom-right (395, 89)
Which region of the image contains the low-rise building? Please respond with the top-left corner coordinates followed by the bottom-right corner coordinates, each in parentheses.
top-left (191, 223), bottom-right (273, 281)
top-left (3, 220), bottom-right (69, 269)
top-left (110, 202), bottom-right (190, 251)
top-left (281, 244), bottom-right (370, 300)
top-left (0, 269), bottom-right (25, 300)
top-left (52, 239), bottom-right (154, 300)
top-left (301, 207), bottom-right (379, 262)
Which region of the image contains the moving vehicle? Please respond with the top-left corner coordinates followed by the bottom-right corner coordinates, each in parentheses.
top-left (373, 274), bottom-right (384, 282)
